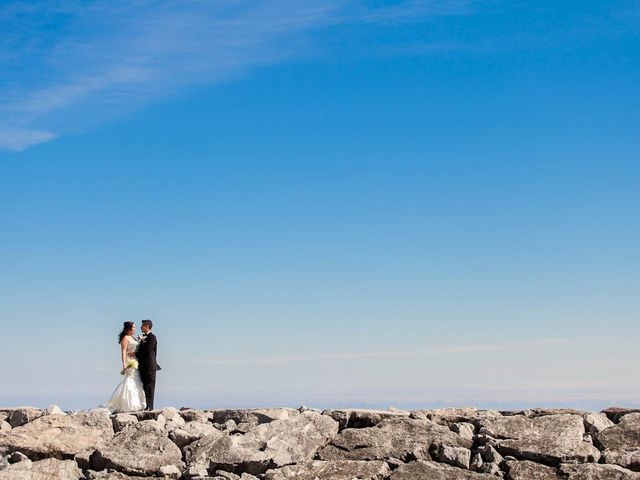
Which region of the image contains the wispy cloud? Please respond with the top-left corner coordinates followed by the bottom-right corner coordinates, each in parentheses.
top-left (196, 338), bottom-right (564, 366)
top-left (0, 0), bottom-right (478, 151)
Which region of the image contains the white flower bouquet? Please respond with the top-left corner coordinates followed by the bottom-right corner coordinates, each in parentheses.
top-left (120, 359), bottom-right (139, 375)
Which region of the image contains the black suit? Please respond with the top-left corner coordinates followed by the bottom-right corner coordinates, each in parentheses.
top-left (137, 332), bottom-right (159, 410)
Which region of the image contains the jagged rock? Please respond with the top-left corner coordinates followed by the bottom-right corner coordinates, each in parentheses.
top-left (211, 471), bottom-right (259, 480)
top-left (7, 407), bottom-right (43, 428)
top-left (0, 422), bottom-right (10, 433)
top-left (478, 413), bottom-right (601, 465)
top-left (413, 407), bottom-right (502, 426)
top-left (112, 413), bottom-right (138, 432)
top-left (92, 421), bottom-right (183, 476)
top-left (9, 451), bottom-right (29, 463)
top-left (210, 408), bottom-right (298, 427)
top-left (390, 460), bottom-right (498, 479)
top-left (322, 408), bottom-right (410, 431)
top-left (529, 408), bottom-right (588, 417)
top-left (0, 413), bottom-right (8, 423)
top-left (169, 420), bottom-right (220, 448)
top-left (479, 462), bottom-right (502, 475)
top-left (596, 412), bottom-right (640, 470)
top-left (0, 458), bottom-right (81, 479)
top-left (505, 459), bottom-right (562, 479)
top-left (478, 445), bottom-right (503, 464)
top-left (0, 455), bottom-right (7, 470)
top-left (180, 408), bottom-right (213, 423)
top-left (584, 412), bottom-right (614, 435)
top-left (43, 405), bottom-right (66, 416)
top-left (159, 464), bottom-right (182, 479)
top-left (86, 471), bottom-right (162, 479)
top-left (602, 408), bottom-right (640, 424)
top-left (560, 463), bottom-right (640, 479)
top-left (0, 410), bottom-right (113, 459)
top-left (437, 444), bottom-right (471, 469)
top-left (452, 422), bottom-right (475, 441)
top-left (319, 417), bottom-right (471, 462)
top-left (185, 411), bottom-right (338, 475)
top-left (264, 460), bottom-right (391, 479)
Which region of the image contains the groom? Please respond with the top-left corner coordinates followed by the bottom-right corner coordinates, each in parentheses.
top-left (137, 319), bottom-right (160, 410)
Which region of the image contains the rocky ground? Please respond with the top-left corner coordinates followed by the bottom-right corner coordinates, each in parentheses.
top-left (1, 405), bottom-right (639, 479)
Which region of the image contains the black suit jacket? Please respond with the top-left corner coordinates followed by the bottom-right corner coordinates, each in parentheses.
top-left (137, 332), bottom-right (160, 374)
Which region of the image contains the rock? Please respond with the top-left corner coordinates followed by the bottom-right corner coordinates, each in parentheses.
top-left (9, 451), bottom-right (29, 463)
top-left (185, 411), bottom-right (338, 476)
top-left (112, 413), bottom-right (138, 432)
top-left (390, 460), bottom-right (498, 479)
top-left (452, 422), bottom-right (476, 441)
top-left (560, 463), bottom-right (640, 479)
top-left (584, 412), bottom-right (614, 435)
top-left (413, 407), bottom-right (502, 426)
top-left (322, 408), bottom-right (410, 431)
top-left (92, 421), bottom-right (183, 476)
top-left (479, 462), bottom-right (502, 475)
top-left (596, 412), bottom-right (640, 470)
top-left (180, 408), bottom-right (213, 423)
top-left (0, 456), bottom-right (7, 470)
top-left (0, 458), bottom-right (81, 480)
top-left (7, 407), bottom-right (43, 428)
top-left (602, 408), bottom-right (640, 424)
top-left (0, 410), bottom-right (114, 459)
top-left (86, 471), bottom-right (162, 479)
top-left (478, 445), bottom-right (503, 464)
top-left (478, 413), bottom-right (601, 465)
top-left (210, 408), bottom-right (298, 428)
top-left (159, 464), bottom-right (182, 479)
top-left (74, 449), bottom-right (92, 469)
top-left (505, 459), bottom-right (562, 479)
top-left (319, 417), bottom-right (471, 462)
top-left (436, 444), bottom-right (471, 469)
top-left (0, 422), bottom-right (10, 433)
top-left (264, 460), bottom-right (391, 479)
top-left (43, 405), bottom-right (66, 416)
top-left (170, 420), bottom-right (220, 448)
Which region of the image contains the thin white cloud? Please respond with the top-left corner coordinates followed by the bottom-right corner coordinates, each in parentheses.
top-left (197, 338), bottom-right (564, 366)
top-left (0, 0), bottom-right (479, 151)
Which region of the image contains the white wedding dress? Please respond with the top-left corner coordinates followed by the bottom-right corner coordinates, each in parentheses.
top-left (104, 336), bottom-right (147, 413)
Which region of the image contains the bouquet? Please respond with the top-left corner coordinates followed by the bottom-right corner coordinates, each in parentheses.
top-left (120, 359), bottom-right (139, 376)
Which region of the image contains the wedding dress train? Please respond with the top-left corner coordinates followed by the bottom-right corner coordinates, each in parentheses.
top-left (104, 337), bottom-right (146, 413)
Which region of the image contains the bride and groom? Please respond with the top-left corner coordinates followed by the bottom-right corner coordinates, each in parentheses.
top-left (105, 319), bottom-right (161, 413)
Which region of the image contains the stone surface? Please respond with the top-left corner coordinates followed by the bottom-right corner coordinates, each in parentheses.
top-left (264, 460), bottom-right (391, 480)
top-left (7, 408), bottom-right (43, 428)
top-left (112, 413), bottom-right (138, 432)
top-left (170, 420), bottom-right (220, 448)
top-left (596, 412), bottom-right (640, 470)
top-left (0, 422), bottom-right (10, 433)
top-left (92, 421), bottom-right (183, 476)
top-left (43, 405), bottom-right (66, 416)
top-left (413, 407), bottom-right (502, 426)
top-left (436, 444), bottom-right (472, 469)
top-left (602, 408), bottom-right (640, 424)
top-left (584, 412), bottom-right (615, 435)
top-left (186, 411), bottom-right (338, 475)
top-left (319, 417), bottom-right (471, 462)
top-left (0, 410), bottom-right (113, 459)
top-left (322, 408), bottom-right (410, 431)
top-left (505, 459), bottom-right (562, 479)
top-left (560, 463), bottom-right (640, 479)
top-left (0, 458), bottom-right (81, 480)
top-left (390, 460), bottom-right (498, 479)
top-left (478, 413), bottom-right (601, 465)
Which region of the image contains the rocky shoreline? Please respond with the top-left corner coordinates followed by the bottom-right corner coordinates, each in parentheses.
top-left (1, 405), bottom-right (639, 479)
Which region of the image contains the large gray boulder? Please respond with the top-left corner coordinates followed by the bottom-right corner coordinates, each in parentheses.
top-left (584, 412), bottom-right (614, 435)
top-left (91, 421), bottom-right (183, 476)
top-left (0, 410), bottom-right (113, 459)
top-left (185, 411), bottom-right (338, 475)
top-left (0, 458), bottom-right (81, 480)
top-left (319, 417), bottom-right (471, 462)
top-left (596, 412), bottom-right (640, 470)
top-left (560, 463), bottom-right (640, 479)
top-left (478, 413), bottom-right (601, 465)
top-left (169, 420), bottom-right (221, 448)
top-left (390, 460), bottom-right (498, 479)
top-left (264, 460), bottom-right (391, 480)
top-left (322, 408), bottom-right (410, 431)
top-left (504, 459), bottom-right (563, 479)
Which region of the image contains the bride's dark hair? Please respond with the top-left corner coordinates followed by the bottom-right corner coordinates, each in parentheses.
top-left (118, 321), bottom-right (134, 344)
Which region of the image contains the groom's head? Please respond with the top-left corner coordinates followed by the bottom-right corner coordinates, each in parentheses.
top-left (141, 319), bottom-right (153, 333)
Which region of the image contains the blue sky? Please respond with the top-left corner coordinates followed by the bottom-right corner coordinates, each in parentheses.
top-left (1, 0), bottom-right (639, 410)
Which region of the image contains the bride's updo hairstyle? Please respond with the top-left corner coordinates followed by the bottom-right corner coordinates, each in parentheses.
top-left (118, 321), bottom-right (134, 343)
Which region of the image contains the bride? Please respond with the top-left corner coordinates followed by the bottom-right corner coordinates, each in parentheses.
top-left (104, 321), bottom-right (147, 413)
